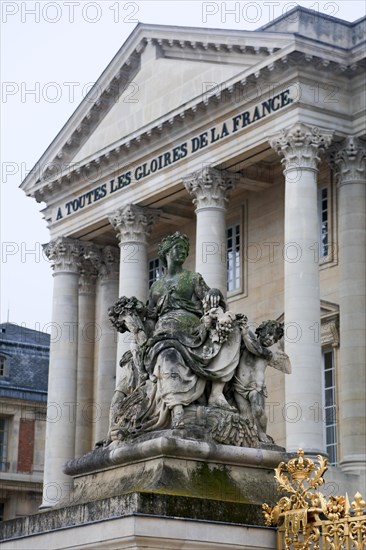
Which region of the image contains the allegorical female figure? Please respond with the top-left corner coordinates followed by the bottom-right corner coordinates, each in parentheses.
top-left (106, 231), bottom-right (289, 447)
top-left (144, 232), bottom-right (241, 428)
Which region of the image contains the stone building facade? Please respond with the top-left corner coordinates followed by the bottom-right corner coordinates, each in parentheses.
top-left (2, 6), bottom-right (364, 549)
top-left (0, 323), bottom-right (49, 520)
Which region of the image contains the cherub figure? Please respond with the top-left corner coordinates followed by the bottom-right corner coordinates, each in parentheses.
top-left (233, 320), bottom-right (291, 443)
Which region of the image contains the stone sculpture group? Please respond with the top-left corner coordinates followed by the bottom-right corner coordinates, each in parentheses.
top-left (106, 232), bottom-right (291, 448)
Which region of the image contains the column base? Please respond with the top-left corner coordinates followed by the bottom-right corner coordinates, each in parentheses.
top-left (340, 454), bottom-right (366, 474)
top-left (286, 446), bottom-right (328, 460)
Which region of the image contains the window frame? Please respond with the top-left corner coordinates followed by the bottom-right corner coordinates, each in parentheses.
top-left (318, 169), bottom-right (337, 269)
top-left (148, 256), bottom-right (164, 289)
top-left (0, 355), bottom-right (7, 378)
top-left (0, 417), bottom-right (9, 472)
top-left (226, 222), bottom-right (241, 293)
top-left (226, 203), bottom-right (247, 301)
top-left (321, 348), bottom-right (338, 466)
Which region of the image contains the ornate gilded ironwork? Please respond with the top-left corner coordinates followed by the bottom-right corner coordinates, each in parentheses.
top-left (263, 449), bottom-right (366, 549)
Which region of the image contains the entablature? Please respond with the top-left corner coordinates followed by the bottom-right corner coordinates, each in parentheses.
top-left (22, 25), bottom-right (364, 204)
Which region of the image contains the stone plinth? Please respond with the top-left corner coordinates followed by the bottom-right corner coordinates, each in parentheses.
top-left (63, 433), bottom-right (288, 508)
top-left (1, 435), bottom-right (287, 549)
top-left (1, 503), bottom-right (276, 549)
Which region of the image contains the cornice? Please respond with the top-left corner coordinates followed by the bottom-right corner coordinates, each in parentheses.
top-left (154, 36), bottom-right (281, 63)
top-left (26, 36), bottom-right (365, 204)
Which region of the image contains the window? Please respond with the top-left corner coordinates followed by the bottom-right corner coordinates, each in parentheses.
top-left (227, 223), bottom-right (241, 292)
top-left (322, 349), bottom-right (337, 465)
top-left (0, 356), bottom-right (7, 377)
top-left (0, 418), bottom-right (9, 472)
top-left (318, 186), bottom-right (329, 258)
top-left (148, 257), bottom-right (164, 288)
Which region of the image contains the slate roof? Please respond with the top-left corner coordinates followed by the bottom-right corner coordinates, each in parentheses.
top-left (0, 323), bottom-right (50, 398)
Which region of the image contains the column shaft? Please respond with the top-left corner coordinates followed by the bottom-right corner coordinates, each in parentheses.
top-left (284, 167), bottom-right (323, 453)
top-left (75, 263), bottom-right (97, 457)
top-left (41, 238), bottom-right (81, 507)
top-left (195, 207), bottom-right (226, 292)
top-left (86, 246), bottom-right (119, 444)
top-left (109, 205), bottom-right (160, 382)
top-left (94, 275), bottom-right (119, 443)
top-left (333, 137), bottom-right (366, 472)
top-left (269, 123), bottom-right (333, 455)
top-left (184, 167), bottom-right (237, 295)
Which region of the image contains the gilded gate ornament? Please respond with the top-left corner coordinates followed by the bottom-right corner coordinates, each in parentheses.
top-left (263, 450), bottom-right (366, 549)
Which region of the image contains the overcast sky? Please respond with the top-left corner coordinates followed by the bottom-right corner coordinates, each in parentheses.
top-left (1, 0), bottom-right (365, 331)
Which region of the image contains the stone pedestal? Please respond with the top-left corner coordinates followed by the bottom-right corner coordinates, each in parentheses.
top-left (0, 501), bottom-right (276, 549)
top-left (63, 434), bottom-right (287, 507)
top-left (1, 437), bottom-right (285, 549)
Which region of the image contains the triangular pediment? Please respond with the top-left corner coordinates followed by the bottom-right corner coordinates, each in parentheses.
top-left (20, 9), bottom-right (365, 197)
top-left (20, 23), bottom-right (294, 195)
top-left (72, 44), bottom-right (256, 164)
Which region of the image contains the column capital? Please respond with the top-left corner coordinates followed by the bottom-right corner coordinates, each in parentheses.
top-left (108, 204), bottom-right (161, 244)
top-left (268, 122), bottom-right (334, 172)
top-left (79, 256), bottom-right (98, 295)
top-left (85, 245), bottom-right (119, 282)
top-left (183, 166), bottom-right (238, 209)
top-left (43, 237), bottom-right (83, 273)
top-left (328, 136), bottom-right (366, 185)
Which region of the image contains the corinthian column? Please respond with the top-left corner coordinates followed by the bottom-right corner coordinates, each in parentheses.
top-left (330, 137), bottom-right (366, 473)
top-left (269, 123), bottom-right (333, 455)
top-left (108, 204), bottom-right (160, 381)
top-left (75, 257), bottom-right (97, 457)
top-left (183, 167), bottom-right (237, 294)
top-left (86, 246), bottom-right (119, 444)
top-left (42, 237), bottom-right (82, 507)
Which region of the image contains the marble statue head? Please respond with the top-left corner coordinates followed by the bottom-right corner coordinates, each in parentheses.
top-left (158, 231), bottom-right (190, 267)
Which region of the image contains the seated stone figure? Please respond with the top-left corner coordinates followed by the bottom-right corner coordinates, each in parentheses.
top-left (107, 232), bottom-right (291, 448)
top-left (144, 232), bottom-right (241, 428)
